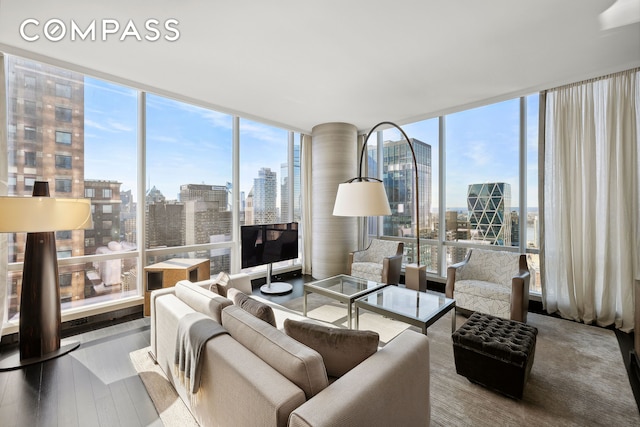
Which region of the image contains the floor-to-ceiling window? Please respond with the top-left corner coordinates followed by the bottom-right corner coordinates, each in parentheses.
top-left (145, 94), bottom-right (233, 273)
top-left (2, 54), bottom-right (301, 329)
top-left (368, 95), bottom-right (540, 295)
top-left (4, 56), bottom-right (142, 320)
top-left (239, 119), bottom-right (301, 273)
top-left (445, 99), bottom-right (521, 259)
top-left (367, 119), bottom-right (440, 273)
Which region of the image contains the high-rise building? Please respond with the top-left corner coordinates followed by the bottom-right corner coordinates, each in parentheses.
top-left (252, 167), bottom-right (278, 224)
top-left (280, 161), bottom-right (289, 222)
top-left (5, 56), bottom-right (87, 316)
top-left (380, 138), bottom-right (431, 237)
top-left (510, 210), bottom-right (520, 247)
top-left (380, 138), bottom-right (432, 246)
top-left (120, 188), bottom-right (137, 244)
top-left (467, 182), bottom-right (512, 246)
top-left (280, 145), bottom-right (301, 222)
top-left (293, 144), bottom-right (301, 221)
top-left (84, 180), bottom-right (122, 254)
top-left (146, 185), bottom-right (184, 248)
top-left (179, 183), bottom-right (228, 205)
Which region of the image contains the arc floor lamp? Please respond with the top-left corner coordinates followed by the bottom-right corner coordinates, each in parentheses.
top-left (333, 121), bottom-right (426, 291)
top-left (0, 181), bottom-right (93, 370)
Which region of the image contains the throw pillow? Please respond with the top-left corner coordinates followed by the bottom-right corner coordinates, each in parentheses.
top-left (227, 288), bottom-right (277, 327)
top-left (283, 318), bottom-right (379, 378)
top-left (209, 271), bottom-right (231, 296)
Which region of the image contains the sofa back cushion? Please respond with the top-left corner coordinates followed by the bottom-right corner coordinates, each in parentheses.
top-left (175, 280), bottom-right (232, 323)
top-left (221, 305), bottom-right (329, 399)
top-left (460, 249), bottom-right (521, 288)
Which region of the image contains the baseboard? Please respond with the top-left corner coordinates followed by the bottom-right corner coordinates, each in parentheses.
top-left (0, 305), bottom-right (144, 347)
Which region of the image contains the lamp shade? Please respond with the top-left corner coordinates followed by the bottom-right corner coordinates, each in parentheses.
top-left (0, 197), bottom-right (93, 232)
top-left (333, 179), bottom-right (392, 216)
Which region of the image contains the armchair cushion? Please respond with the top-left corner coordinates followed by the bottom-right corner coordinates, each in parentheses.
top-left (350, 262), bottom-right (383, 282)
top-left (454, 280), bottom-right (511, 320)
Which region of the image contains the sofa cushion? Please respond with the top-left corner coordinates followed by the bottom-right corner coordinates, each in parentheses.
top-left (174, 280), bottom-right (232, 323)
top-left (228, 289), bottom-right (277, 327)
top-left (283, 318), bottom-right (379, 378)
top-left (221, 305), bottom-right (329, 399)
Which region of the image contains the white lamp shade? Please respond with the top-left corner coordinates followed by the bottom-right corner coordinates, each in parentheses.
top-left (333, 180), bottom-right (392, 216)
top-left (0, 197), bottom-right (93, 232)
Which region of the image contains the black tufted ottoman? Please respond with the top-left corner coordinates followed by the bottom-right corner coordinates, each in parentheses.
top-left (452, 312), bottom-right (538, 399)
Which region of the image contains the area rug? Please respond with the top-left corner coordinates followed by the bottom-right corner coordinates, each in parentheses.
top-left (282, 294), bottom-right (640, 427)
top-left (128, 348), bottom-right (198, 427)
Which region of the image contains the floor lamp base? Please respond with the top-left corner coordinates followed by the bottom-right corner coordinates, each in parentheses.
top-left (405, 263), bottom-right (427, 292)
top-left (260, 282), bottom-right (293, 295)
top-left (0, 340), bottom-right (80, 371)
top-left (259, 263), bottom-right (293, 295)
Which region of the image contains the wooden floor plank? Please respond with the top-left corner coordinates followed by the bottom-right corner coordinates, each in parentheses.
top-left (37, 360), bottom-right (60, 427)
top-left (72, 354), bottom-right (101, 427)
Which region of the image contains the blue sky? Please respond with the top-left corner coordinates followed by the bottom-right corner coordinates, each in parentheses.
top-left (84, 77), bottom-right (539, 210)
top-left (380, 96), bottom-right (539, 210)
top-left (84, 77), bottom-right (290, 201)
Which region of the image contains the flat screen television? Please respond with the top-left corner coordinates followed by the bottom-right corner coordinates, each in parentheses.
top-left (241, 222), bottom-right (299, 269)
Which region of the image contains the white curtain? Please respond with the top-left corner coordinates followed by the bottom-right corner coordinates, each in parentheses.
top-left (0, 52), bottom-right (8, 332)
top-left (301, 134), bottom-right (313, 275)
top-left (543, 68), bottom-right (639, 332)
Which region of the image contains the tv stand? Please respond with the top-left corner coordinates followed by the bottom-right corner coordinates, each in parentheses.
top-left (260, 263), bottom-right (293, 295)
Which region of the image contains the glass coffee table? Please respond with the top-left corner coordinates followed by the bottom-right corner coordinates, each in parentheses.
top-left (303, 274), bottom-right (389, 329)
top-left (354, 286), bottom-right (456, 335)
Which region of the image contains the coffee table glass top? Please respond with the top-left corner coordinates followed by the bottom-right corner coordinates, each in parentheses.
top-left (304, 274), bottom-right (388, 297)
top-left (303, 275), bottom-right (390, 328)
top-left (356, 285), bottom-right (455, 322)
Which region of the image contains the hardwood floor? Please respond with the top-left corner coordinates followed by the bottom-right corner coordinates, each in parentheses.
top-left (0, 274), bottom-right (637, 426)
top-left (0, 318), bottom-right (160, 427)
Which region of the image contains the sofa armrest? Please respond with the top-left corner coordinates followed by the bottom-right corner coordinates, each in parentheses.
top-left (288, 329), bottom-right (430, 427)
top-left (192, 273), bottom-right (253, 296)
top-left (228, 273), bottom-right (253, 295)
top-left (150, 286), bottom-right (180, 357)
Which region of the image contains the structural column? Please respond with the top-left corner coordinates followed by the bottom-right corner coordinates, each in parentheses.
top-left (311, 123), bottom-right (358, 279)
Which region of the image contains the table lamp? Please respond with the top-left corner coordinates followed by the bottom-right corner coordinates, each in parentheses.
top-left (0, 181), bottom-right (93, 370)
top-left (333, 121), bottom-right (427, 291)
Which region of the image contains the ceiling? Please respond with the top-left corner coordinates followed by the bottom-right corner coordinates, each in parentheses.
top-left (1, 0), bottom-right (639, 133)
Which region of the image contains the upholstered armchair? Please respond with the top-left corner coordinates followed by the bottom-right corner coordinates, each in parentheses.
top-left (348, 239), bottom-right (404, 285)
top-left (446, 249), bottom-right (531, 322)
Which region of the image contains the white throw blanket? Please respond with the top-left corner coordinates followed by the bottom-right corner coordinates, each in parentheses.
top-left (174, 312), bottom-right (227, 397)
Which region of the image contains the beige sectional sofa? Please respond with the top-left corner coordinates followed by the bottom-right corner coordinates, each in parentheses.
top-left (150, 274), bottom-right (431, 427)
